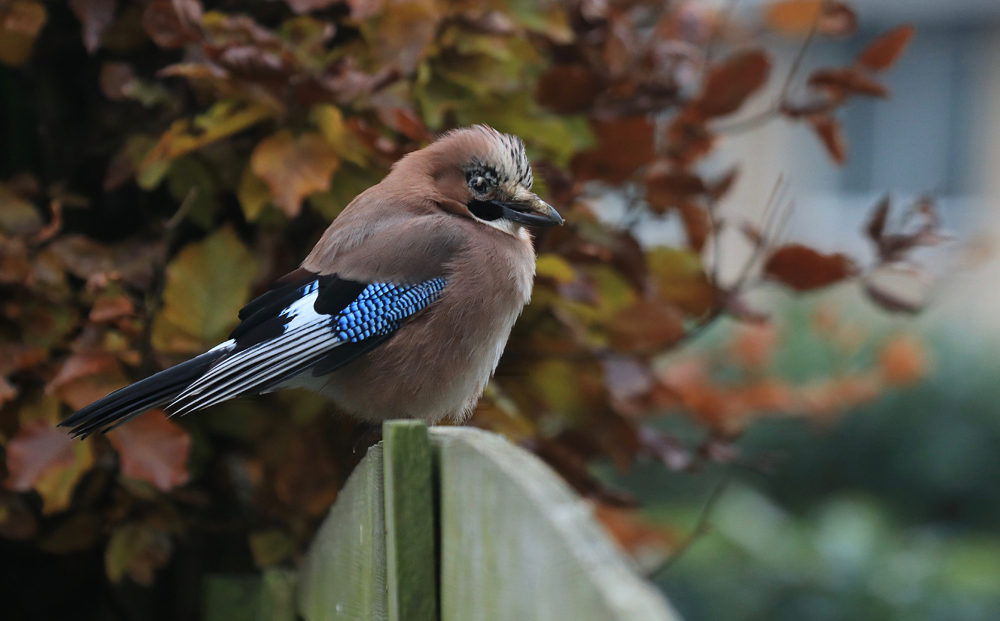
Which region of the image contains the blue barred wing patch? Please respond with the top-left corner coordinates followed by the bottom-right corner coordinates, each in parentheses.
top-left (169, 277), bottom-right (447, 415)
top-left (334, 279), bottom-right (447, 342)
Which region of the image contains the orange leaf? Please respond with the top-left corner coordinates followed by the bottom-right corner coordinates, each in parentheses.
top-left (251, 131), bottom-right (339, 217)
top-left (732, 324), bottom-right (776, 369)
top-left (108, 410), bottom-right (191, 492)
top-left (878, 333), bottom-right (928, 386)
top-left (764, 244), bottom-right (858, 291)
top-left (856, 24), bottom-right (915, 72)
top-left (807, 113), bottom-right (847, 164)
top-left (696, 50), bottom-right (771, 118)
top-left (593, 504), bottom-right (675, 570)
top-left (734, 379), bottom-right (795, 413)
top-left (46, 351), bottom-right (129, 411)
top-left (764, 0), bottom-right (857, 37)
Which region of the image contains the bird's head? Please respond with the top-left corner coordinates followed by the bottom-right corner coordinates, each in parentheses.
top-left (392, 125), bottom-right (564, 235)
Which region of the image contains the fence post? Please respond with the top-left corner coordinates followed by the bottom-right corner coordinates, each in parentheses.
top-left (382, 421), bottom-right (437, 621)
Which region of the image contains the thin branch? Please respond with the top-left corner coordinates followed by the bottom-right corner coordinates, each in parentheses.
top-left (647, 475), bottom-right (730, 578)
top-left (164, 187), bottom-right (198, 230)
top-left (778, 4), bottom-right (822, 103)
top-left (732, 175), bottom-right (786, 291)
top-left (714, 2), bottom-right (824, 136)
top-left (138, 188), bottom-right (199, 365)
top-left (714, 109), bottom-right (782, 135)
top-left (703, 0), bottom-right (742, 67)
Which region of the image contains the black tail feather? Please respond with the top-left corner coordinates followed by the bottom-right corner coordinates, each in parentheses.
top-left (59, 349), bottom-right (228, 438)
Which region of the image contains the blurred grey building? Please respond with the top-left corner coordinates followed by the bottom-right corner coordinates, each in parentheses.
top-left (713, 0), bottom-right (1000, 331)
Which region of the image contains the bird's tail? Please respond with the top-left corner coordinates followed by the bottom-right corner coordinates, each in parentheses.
top-left (59, 348), bottom-right (229, 438)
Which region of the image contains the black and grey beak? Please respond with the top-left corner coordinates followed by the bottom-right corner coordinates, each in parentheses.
top-left (469, 197), bottom-right (564, 227)
top-left (501, 198), bottom-right (564, 227)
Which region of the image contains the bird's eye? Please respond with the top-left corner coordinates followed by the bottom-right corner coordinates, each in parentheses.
top-left (469, 176), bottom-right (489, 194)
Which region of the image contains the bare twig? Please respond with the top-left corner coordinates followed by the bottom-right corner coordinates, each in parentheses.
top-left (713, 109), bottom-right (782, 135)
top-left (778, 4), bottom-right (822, 103)
top-left (30, 199), bottom-right (63, 245)
top-left (164, 187), bottom-right (198, 230)
top-left (732, 175), bottom-right (788, 291)
top-left (138, 188), bottom-right (199, 365)
top-left (703, 0), bottom-right (742, 67)
top-left (647, 475), bottom-right (730, 578)
top-left (714, 2), bottom-right (824, 136)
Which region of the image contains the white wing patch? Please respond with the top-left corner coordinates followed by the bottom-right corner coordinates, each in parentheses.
top-left (169, 283), bottom-right (344, 415)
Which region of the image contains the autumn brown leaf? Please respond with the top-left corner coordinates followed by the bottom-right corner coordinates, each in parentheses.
top-left (609, 299), bottom-right (686, 353)
top-left (678, 201), bottom-right (711, 252)
top-left (46, 351), bottom-right (129, 411)
top-left (643, 165), bottom-right (705, 214)
top-left (536, 64), bottom-right (600, 114)
top-left (573, 117), bottom-right (655, 184)
top-left (865, 194), bottom-right (891, 242)
top-left (251, 131), bottom-right (340, 217)
top-left (108, 410), bottom-right (191, 492)
top-left (764, 244), bottom-right (858, 291)
top-left (696, 50), bottom-right (771, 118)
top-left (142, 0), bottom-right (199, 49)
top-left (5, 396), bottom-right (94, 514)
top-left (89, 294), bottom-right (135, 323)
top-left (856, 24), bottom-right (915, 72)
top-left (807, 113), bottom-right (847, 164)
top-left (808, 67), bottom-right (888, 99)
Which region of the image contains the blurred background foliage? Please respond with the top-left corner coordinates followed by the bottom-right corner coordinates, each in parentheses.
top-left (0, 0), bottom-right (984, 618)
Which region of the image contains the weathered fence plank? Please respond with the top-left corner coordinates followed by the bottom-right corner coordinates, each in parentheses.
top-left (298, 444), bottom-right (388, 621)
top-left (431, 427), bottom-right (681, 621)
top-left (383, 421), bottom-right (437, 621)
top-left (294, 422), bottom-right (681, 621)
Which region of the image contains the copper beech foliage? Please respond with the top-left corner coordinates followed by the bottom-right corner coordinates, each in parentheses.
top-left (0, 0), bottom-right (938, 587)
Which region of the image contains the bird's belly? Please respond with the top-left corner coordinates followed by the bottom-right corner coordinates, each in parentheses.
top-left (282, 308), bottom-right (519, 424)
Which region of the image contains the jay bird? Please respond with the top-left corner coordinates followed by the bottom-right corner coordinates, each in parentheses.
top-left (61, 126), bottom-right (562, 438)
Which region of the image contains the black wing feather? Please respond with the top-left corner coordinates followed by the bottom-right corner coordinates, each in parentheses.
top-left (58, 348), bottom-right (228, 438)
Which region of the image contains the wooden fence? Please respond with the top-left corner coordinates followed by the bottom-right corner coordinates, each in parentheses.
top-left (204, 421), bottom-right (680, 621)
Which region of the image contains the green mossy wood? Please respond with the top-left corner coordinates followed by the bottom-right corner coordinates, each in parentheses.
top-left (432, 427), bottom-right (679, 621)
top-left (298, 444), bottom-right (388, 620)
top-left (383, 421), bottom-right (438, 621)
top-left (216, 421), bottom-right (679, 620)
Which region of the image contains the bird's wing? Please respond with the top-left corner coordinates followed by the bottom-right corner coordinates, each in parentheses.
top-left (168, 269), bottom-right (447, 415)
